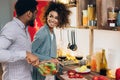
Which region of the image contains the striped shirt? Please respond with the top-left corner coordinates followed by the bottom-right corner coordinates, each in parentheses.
top-left (0, 17), bottom-right (32, 80)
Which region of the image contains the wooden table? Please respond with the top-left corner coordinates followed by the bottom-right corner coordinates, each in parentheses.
top-left (56, 64), bottom-right (115, 80)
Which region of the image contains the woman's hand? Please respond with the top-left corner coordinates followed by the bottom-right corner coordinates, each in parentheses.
top-left (50, 58), bottom-right (59, 64)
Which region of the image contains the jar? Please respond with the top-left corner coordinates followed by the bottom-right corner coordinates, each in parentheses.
top-left (82, 10), bottom-right (88, 26)
top-left (88, 4), bottom-right (95, 20)
top-left (107, 19), bottom-right (116, 27)
top-left (107, 7), bottom-right (118, 27)
top-left (108, 8), bottom-right (117, 20)
top-left (87, 4), bottom-right (96, 26)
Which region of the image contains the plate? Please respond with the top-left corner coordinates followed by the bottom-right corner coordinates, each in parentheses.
top-left (74, 67), bottom-right (91, 74)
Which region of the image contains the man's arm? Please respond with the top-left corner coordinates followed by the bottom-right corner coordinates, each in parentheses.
top-left (0, 35), bottom-right (40, 67)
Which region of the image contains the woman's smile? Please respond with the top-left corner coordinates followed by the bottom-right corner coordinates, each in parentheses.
top-left (47, 11), bottom-right (59, 28)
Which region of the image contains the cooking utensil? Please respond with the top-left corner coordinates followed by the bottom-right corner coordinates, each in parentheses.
top-left (72, 30), bottom-right (77, 51)
top-left (69, 30), bottom-right (77, 51)
top-left (69, 30), bottom-right (74, 50)
top-left (67, 30), bottom-right (71, 49)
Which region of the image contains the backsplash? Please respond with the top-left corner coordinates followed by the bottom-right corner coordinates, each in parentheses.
top-left (54, 28), bottom-right (120, 70)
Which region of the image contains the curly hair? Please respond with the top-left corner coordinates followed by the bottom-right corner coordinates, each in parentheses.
top-left (42, 1), bottom-right (71, 28)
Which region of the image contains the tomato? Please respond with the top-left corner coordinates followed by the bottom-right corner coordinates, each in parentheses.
top-left (68, 70), bottom-right (76, 78)
top-left (75, 73), bottom-right (80, 78)
top-left (75, 73), bottom-right (83, 78)
top-left (68, 70), bottom-right (84, 78)
top-left (92, 76), bottom-right (108, 80)
top-left (92, 76), bottom-right (99, 80)
top-left (52, 70), bottom-right (57, 75)
top-left (99, 76), bottom-right (108, 80)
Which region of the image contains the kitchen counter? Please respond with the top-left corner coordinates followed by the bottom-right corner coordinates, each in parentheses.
top-left (57, 71), bottom-right (115, 80)
top-left (56, 64), bottom-right (115, 80)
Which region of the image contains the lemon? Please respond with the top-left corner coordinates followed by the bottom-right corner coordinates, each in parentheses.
top-left (78, 65), bottom-right (87, 72)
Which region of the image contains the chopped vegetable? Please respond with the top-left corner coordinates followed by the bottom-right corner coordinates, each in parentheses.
top-left (37, 62), bottom-right (57, 76)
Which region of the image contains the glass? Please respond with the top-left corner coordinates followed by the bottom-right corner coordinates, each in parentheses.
top-left (58, 56), bottom-right (66, 62)
top-left (91, 54), bottom-right (97, 71)
top-left (94, 48), bottom-right (102, 72)
top-left (75, 56), bottom-right (83, 60)
top-left (57, 48), bottom-right (67, 63)
top-left (75, 56), bottom-right (83, 66)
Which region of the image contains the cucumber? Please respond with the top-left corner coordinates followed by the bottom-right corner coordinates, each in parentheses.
top-left (38, 68), bottom-right (44, 75)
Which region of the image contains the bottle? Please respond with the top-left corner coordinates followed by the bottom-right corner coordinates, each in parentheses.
top-left (100, 49), bottom-right (108, 76)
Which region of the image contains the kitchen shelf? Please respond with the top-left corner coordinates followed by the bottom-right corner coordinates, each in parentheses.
top-left (76, 0), bottom-right (120, 31)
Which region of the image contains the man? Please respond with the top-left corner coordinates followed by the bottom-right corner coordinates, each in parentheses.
top-left (0, 0), bottom-right (39, 80)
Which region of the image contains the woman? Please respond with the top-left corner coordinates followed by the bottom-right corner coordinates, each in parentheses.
top-left (32, 1), bottom-right (71, 80)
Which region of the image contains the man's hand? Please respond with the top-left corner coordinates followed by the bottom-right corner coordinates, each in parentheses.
top-left (26, 51), bottom-right (40, 67)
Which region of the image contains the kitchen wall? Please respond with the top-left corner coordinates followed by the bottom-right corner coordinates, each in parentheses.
top-left (0, 0), bottom-right (54, 30)
top-left (94, 30), bottom-right (120, 70)
top-left (0, 0), bottom-right (16, 79)
top-left (54, 28), bottom-right (120, 70)
top-left (0, 0), bottom-right (16, 30)
top-left (69, 7), bottom-right (77, 27)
